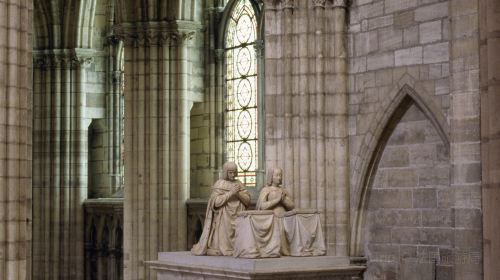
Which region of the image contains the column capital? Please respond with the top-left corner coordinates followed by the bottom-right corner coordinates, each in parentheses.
top-left (329, 0), bottom-right (348, 8)
top-left (33, 48), bottom-right (95, 69)
top-left (312, 0), bottom-right (327, 8)
top-left (114, 20), bottom-right (203, 47)
top-left (265, 0), bottom-right (296, 10)
top-left (281, 0), bottom-right (296, 10)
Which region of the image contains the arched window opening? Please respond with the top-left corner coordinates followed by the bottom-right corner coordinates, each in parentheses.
top-left (225, 0), bottom-right (259, 187)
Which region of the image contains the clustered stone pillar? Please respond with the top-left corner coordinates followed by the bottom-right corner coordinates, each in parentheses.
top-left (264, 0), bottom-right (349, 255)
top-left (32, 49), bottom-right (93, 279)
top-left (449, 0), bottom-right (483, 279)
top-left (480, 0), bottom-right (500, 279)
top-left (116, 21), bottom-right (200, 280)
top-left (0, 0), bottom-right (33, 279)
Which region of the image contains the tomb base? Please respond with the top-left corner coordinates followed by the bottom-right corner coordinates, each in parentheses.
top-left (148, 251), bottom-right (365, 280)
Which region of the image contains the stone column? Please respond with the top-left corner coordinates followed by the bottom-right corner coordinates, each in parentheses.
top-left (264, 0), bottom-right (349, 255)
top-left (449, 0), bottom-right (483, 279)
top-left (480, 0), bottom-right (500, 279)
top-left (0, 1), bottom-right (33, 279)
top-left (116, 21), bottom-right (201, 280)
top-left (106, 37), bottom-right (124, 196)
top-left (32, 49), bottom-right (93, 280)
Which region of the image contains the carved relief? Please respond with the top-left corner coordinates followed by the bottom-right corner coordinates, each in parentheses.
top-left (281, 0), bottom-right (295, 10)
top-left (114, 20), bottom-right (202, 47)
top-left (312, 0), bottom-right (327, 8)
top-left (33, 49), bottom-right (94, 70)
top-left (330, 0), bottom-right (347, 8)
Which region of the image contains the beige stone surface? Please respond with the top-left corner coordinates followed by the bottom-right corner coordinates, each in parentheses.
top-left (0, 1), bottom-right (33, 280)
top-left (0, 0), bottom-right (493, 279)
top-left (191, 162), bottom-right (251, 257)
top-left (149, 251), bottom-right (364, 280)
top-left (233, 210), bottom-right (281, 258)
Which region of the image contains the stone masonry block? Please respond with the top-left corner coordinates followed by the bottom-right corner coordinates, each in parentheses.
top-left (395, 46), bottom-right (423, 66)
top-left (391, 227), bottom-right (420, 244)
top-left (424, 42), bottom-right (450, 64)
top-left (368, 15), bottom-right (394, 30)
top-left (403, 25), bottom-right (420, 47)
top-left (419, 20), bottom-right (442, 44)
top-left (385, 0), bottom-right (418, 14)
top-left (369, 189), bottom-right (413, 208)
top-left (454, 208), bottom-right (482, 229)
top-left (378, 27), bottom-right (403, 51)
top-left (409, 144), bottom-right (437, 166)
top-left (421, 209), bottom-right (452, 227)
top-left (394, 11), bottom-right (415, 28)
top-left (413, 188), bottom-right (437, 208)
top-left (419, 228), bottom-right (453, 246)
top-left (401, 258), bottom-right (435, 280)
top-left (379, 146), bottom-right (410, 167)
top-left (358, 1), bottom-right (385, 20)
top-left (417, 166), bottom-right (450, 187)
top-left (355, 31), bottom-right (378, 56)
top-left (367, 52), bottom-right (394, 71)
top-left (415, 2), bottom-right (449, 22)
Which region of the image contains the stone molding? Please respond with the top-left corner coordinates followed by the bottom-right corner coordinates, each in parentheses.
top-left (266, 0), bottom-right (346, 9)
top-left (254, 40), bottom-right (265, 58)
top-left (214, 48), bottom-right (225, 62)
top-left (281, 0), bottom-right (295, 10)
top-left (33, 48), bottom-right (95, 69)
top-left (330, 0), bottom-right (347, 8)
top-left (312, 0), bottom-right (327, 8)
top-left (113, 20), bottom-right (203, 47)
top-left (112, 70), bottom-right (124, 85)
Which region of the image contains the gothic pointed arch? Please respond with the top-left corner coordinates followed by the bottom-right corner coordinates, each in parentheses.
top-left (350, 82), bottom-right (450, 256)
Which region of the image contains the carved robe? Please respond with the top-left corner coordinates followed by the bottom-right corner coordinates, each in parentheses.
top-left (256, 186), bottom-right (294, 215)
top-left (191, 179), bottom-right (250, 256)
top-left (256, 186), bottom-right (295, 256)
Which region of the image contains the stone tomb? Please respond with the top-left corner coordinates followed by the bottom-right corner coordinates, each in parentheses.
top-left (148, 251), bottom-right (365, 280)
top-left (149, 209), bottom-right (365, 279)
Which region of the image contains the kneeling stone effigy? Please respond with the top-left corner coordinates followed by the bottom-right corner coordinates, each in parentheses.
top-left (192, 166), bottom-right (325, 259)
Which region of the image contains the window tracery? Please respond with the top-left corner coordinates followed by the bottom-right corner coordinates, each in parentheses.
top-left (225, 0), bottom-right (259, 187)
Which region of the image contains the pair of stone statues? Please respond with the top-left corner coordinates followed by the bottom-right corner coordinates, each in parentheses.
top-left (191, 162), bottom-right (325, 258)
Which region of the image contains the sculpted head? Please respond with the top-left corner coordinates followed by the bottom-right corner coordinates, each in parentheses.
top-left (221, 161), bottom-right (238, 181)
top-left (266, 168), bottom-right (283, 186)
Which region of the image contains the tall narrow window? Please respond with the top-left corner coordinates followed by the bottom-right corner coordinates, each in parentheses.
top-left (225, 0), bottom-right (259, 187)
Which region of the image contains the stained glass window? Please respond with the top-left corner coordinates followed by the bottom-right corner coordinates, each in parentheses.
top-left (225, 0), bottom-right (258, 187)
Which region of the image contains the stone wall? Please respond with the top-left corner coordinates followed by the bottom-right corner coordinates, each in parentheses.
top-left (364, 103), bottom-right (453, 279)
top-left (348, 0), bottom-right (482, 279)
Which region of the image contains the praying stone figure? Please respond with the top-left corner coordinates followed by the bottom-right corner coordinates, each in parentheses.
top-left (191, 162), bottom-right (251, 256)
top-left (256, 168), bottom-right (295, 215)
